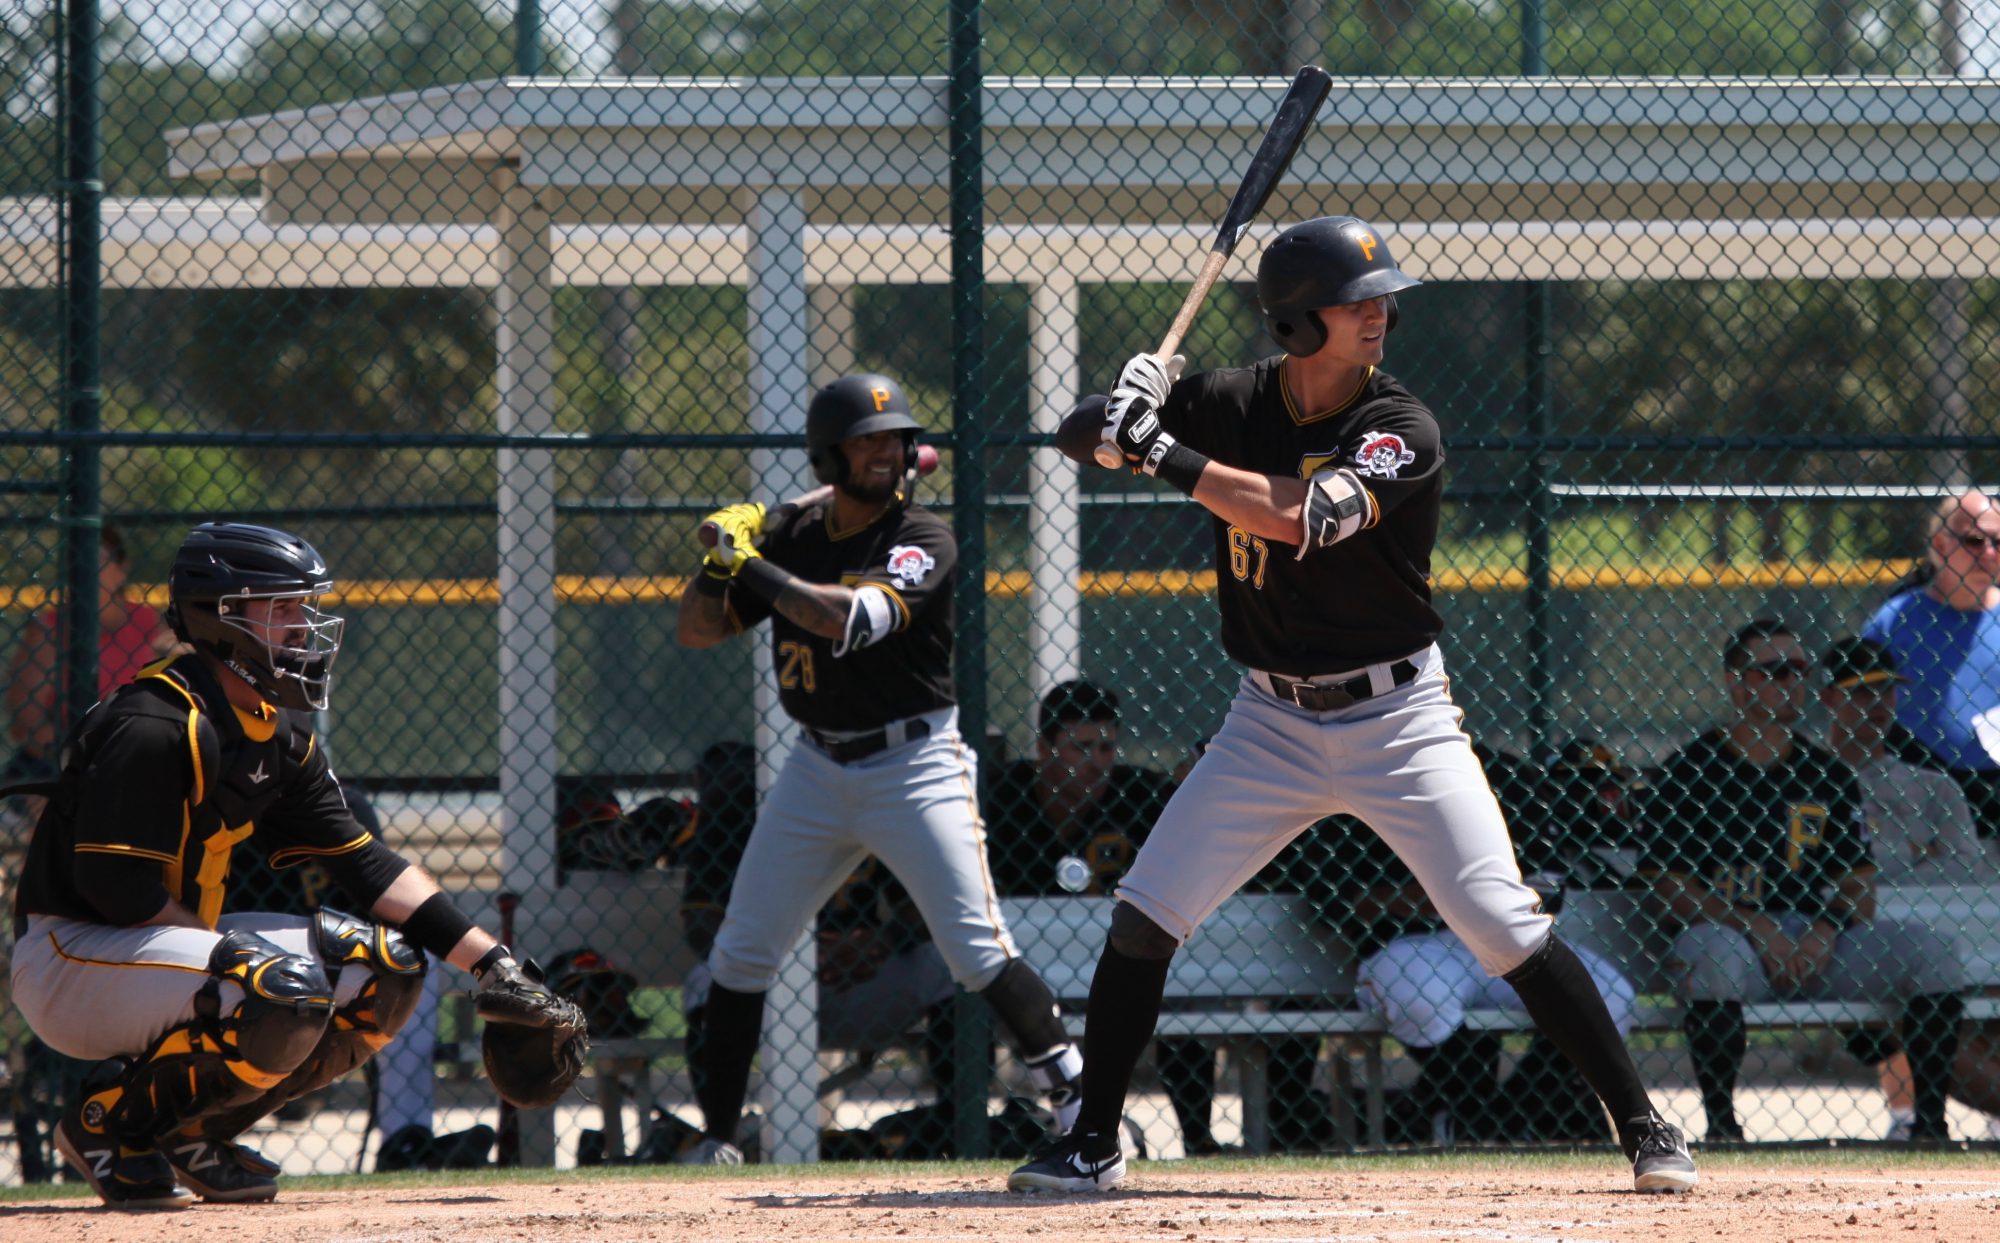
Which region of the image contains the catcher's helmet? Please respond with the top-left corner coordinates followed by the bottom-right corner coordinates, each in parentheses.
top-left (167, 522), bottom-right (344, 712)
top-left (806, 373), bottom-right (922, 486)
top-left (1256, 216), bottom-right (1421, 357)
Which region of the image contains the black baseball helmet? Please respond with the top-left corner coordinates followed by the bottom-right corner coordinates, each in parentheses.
top-left (806, 373), bottom-right (922, 486)
top-left (167, 522), bottom-right (344, 711)
top-left (1256, 216), bottom-right (1422, 357)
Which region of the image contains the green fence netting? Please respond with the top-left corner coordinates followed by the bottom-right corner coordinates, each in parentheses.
top-left (5, 0), bottom-right (2000, 1180)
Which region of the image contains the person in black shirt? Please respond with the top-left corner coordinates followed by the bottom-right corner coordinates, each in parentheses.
top-left (675, 374), bottom-right (1083, 1162)
top-left (1637, 618), bottom-right (1966, 1142)
top-left (1010, 217), bottom-right (1694, 1194)
top-left (8, 523), bottom-right (565, 1208)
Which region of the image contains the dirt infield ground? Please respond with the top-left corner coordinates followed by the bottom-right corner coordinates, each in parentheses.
top-left (3, 1152), bottom-right (1997, 1243)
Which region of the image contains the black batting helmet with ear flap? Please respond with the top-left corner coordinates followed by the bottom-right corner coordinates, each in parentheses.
top-left (1256, 216), bottom-right (1422, 357)
top-left (806, 373), bottom-right (922, 485)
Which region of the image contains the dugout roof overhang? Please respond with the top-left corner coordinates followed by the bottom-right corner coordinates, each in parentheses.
top-left (167, 75), bottom-right (2000, 226)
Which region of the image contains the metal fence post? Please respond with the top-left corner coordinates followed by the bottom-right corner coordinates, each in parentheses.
top-left (60, 0), bottom-right (103, 742)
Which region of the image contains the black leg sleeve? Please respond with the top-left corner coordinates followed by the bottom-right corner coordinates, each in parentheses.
top-left (1681, 1000), bottom-right (1746, 1139)
top-left (694, 983), bottom-right (765, 1142)
top-left (1902, 992), bottom-right (1965, 1137)
top-left (1502, 935), bottom-right (1655, 1143)
top-left (1076, 941), bottom-right (1172, 1137)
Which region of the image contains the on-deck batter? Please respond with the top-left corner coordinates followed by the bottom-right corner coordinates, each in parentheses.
top-left (1007, 216), bottom-right (1698, 1195)
top-left (674, 373), bottom-right (1084, 1163)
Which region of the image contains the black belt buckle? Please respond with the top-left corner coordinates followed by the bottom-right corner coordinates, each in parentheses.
top-left (815, 717), bottom-right (931, 764)
top-left (1275, 675), bottom-right (1362, 713)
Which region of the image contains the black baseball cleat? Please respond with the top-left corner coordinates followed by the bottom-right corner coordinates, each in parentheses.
top-left (164, 1135), bottom-right (281, 1203)
top-left (1623, 1111), bottom-right (1698, 1194)
top-left (54, 1104), bottom-right (193, 1211)
top-left (1007, 1128), bottom-right (1127, 1192)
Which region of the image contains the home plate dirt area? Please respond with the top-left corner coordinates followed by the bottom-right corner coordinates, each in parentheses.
top-left (4, 1153), bottom-right (1998, 1242)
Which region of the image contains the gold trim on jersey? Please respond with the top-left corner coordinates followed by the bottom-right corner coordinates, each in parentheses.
top-left (267, 832), bottom-right (375, 870)
top-left (46, 931), bottom-right (210, 973)
top-left (1280, 362), bottom-right (1373, 426)
top-left (73, 842), bottom-right (179, 864)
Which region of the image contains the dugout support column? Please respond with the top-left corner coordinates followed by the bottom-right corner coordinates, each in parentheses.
top-left (746, 185), bottom-right (822, 1165)
top-left (1028, 275), bottom-right (1083, 692)
top-left (493, 167), bottom-right (560, 1166)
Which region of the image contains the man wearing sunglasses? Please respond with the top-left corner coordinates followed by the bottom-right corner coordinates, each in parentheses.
top-left (1635, 619), bottom-right (1965, 1143)
top-left (1864, 489), bottom-right (2000, 839)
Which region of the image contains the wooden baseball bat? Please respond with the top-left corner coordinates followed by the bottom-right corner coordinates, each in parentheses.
top-left (494, 889), bottom-right (519, 1167)
top-left (697, 443), bottom-right (940, 547)
top-left (1093, 65), bottom-right (1335, 468)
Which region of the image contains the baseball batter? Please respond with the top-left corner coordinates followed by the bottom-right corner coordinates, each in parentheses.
top-left (674, 373), bottom-right (1083, 1163)
top-left (7, 522), bottom-right (580, 1209)
top-left (1008, 217), bottom-right (1697, 1194)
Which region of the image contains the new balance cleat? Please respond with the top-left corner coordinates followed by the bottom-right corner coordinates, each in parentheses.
top-left (164, 1135), bottom-right (281, 1203)
top-left (55, 1104), bottom-right (192, 1211)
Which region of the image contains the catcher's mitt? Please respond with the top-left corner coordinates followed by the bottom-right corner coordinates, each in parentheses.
top-left (476, 956), bottom-right (589, 1109)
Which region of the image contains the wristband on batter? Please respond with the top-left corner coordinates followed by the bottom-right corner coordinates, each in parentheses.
top-left (1148, 440), bottom-right (1211, 495)
top-left (400, 890), bottom-right (479, 961)
top-left (734, 557), bottom-right (794, 606)
top-left (692, 565), bottom-right (731, 597)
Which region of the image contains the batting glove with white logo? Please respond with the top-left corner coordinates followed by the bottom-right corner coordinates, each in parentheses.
top-left (1102, 352), bottom-right (1186, 475)
top-left (701, 502), bottom-right (767, 576)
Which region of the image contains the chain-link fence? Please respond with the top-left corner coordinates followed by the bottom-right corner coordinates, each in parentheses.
top-left (5, 0), bottom-right (2000, 1182)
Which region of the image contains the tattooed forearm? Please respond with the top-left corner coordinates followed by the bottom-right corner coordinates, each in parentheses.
top-left (771, 580), bottom-right (851, 640)
top-left (675, 583), bottom-right (735, 648)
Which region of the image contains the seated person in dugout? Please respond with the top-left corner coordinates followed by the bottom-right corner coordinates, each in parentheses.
top-left (1635, 617), bottom-right (1967, 1143)
top-left (1328, 743), bottom-right (1637, 1145)
top-left (6, 523), bottom-right (572, 1208)
top-left (1816, 636), bottom-right (2000, 1141)
top-left (985, 682), bottom-right (1270, 1155)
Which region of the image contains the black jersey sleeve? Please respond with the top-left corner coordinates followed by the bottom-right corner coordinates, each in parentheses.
top-left (258, 731), bottom-right (385, 872)
top-left (72, 714), bottom-right (206, 869)
top-left (1632, 750), bottom-right (1705, 880)
top-left (850, 512), bottom-right (956, 632)
top-left (1340, 399), bottom-right (1443, 519)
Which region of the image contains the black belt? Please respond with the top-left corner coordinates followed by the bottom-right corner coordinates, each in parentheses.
top-left (805, 717), bottom-right (931, 764)
top-left (1267, 659), bottom-right (1420, 713)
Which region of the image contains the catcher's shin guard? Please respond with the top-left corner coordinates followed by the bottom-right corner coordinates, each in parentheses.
top-left (92, 931), bottom-right (334, 1144)
top-left (195, 911), bottom-right (426, 1142)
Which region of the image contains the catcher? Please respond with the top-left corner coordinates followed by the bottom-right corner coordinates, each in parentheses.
top-left (6, 522), bottom-right (584, 1209)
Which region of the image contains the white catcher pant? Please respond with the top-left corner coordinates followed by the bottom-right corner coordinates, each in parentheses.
top-left (1117, 645), bottom-right (1554, 976)
top-left (1359, 930), bottom-right (1638, 1049)
top-left (707, 707), bottom-right (1019, 995)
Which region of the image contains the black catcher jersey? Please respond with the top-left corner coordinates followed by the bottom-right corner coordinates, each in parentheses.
top-left (726, 499), bottom-right (957, 732)
top-left (1158, 357), bottom-right (1444, 672)
top-left (13, 655), bottom-right (378, 934)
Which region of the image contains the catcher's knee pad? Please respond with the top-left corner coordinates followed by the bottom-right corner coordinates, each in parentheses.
top-left (315, 907), bottom-right (427, 1048)
top-left (91, 932), bottom-right (333, 1142)
top-left (1108, 901), bottom-right (1179, 961)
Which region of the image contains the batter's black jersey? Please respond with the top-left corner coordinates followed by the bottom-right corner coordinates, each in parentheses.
top-left (1157, 357), bottom-right (1444, 671)
top-left (725, 499), bottom-right (956, 731)
top-left (12, 655), bottom-right (402, 935)
top-left (1634, 730), bottom-right (1874, 921)
top-left (982, 762), bottom-right (1179, 897)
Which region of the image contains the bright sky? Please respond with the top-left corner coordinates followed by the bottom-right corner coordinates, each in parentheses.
top-left (112, 0), bottom-right (2000, 78)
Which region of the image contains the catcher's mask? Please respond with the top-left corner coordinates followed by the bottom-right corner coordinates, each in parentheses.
top-left (1256, 216), bottom-right (1421, 358)
top-left (166, 521), bottom-right (344, 711)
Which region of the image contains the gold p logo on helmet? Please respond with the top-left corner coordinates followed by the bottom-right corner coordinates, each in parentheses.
top-left (871, 386), bottom-right (892, 412)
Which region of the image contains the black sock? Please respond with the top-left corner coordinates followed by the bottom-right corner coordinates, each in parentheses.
top-left (694, 983), bottom-right (765, 1142)
top-left (1503, 936), bottom-right (1655, 1145)
top-left (1681, 1000), bottom-right (1745, 1137)
top-left (1077, 943), bottom-right (1171, 1137)
top-left (1901, 992), bottom-right (1965, 1134)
